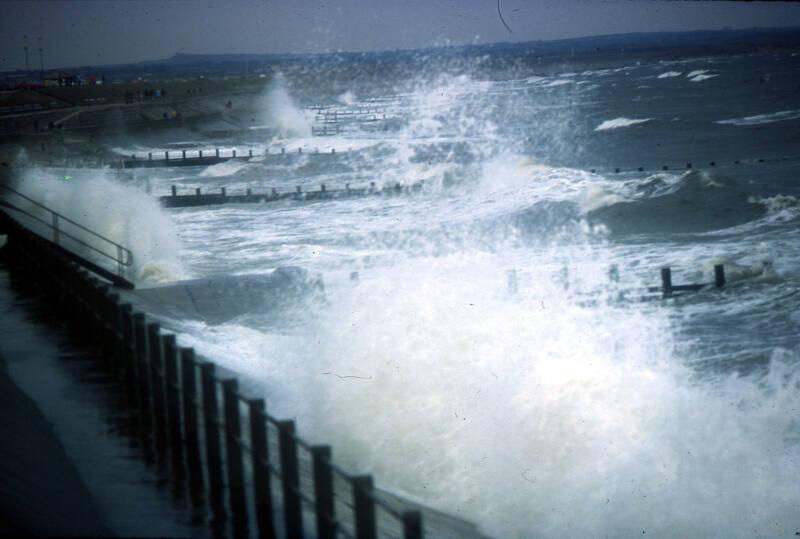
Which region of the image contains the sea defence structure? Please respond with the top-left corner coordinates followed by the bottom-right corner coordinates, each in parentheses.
top-left (119, 146), bottom-right (342, 169)
top-left (0, 190), bottom-right (484, 538)
top-left (160, 181), bottom-right (424, 208)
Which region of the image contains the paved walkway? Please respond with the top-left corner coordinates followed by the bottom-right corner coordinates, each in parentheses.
top-left (0, 264), bottom-right (205, 537)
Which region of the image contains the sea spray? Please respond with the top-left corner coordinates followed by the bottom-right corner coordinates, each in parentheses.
top-left (11, 166), bottom-right (184, 283)
top-left (302, 253), bottom-right (800, 538)
top-left (258, 72), bottom-right (312, 138)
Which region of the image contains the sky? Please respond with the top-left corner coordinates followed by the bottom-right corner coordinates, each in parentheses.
top-left (1, 0), bottom-right (799, 72)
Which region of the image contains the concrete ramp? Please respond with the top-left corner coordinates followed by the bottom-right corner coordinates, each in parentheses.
top-left (130, 267), bottom-right (315, 325)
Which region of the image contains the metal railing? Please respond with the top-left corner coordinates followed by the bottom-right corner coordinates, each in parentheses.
top-left (0, 184), bottom-right (133, 278)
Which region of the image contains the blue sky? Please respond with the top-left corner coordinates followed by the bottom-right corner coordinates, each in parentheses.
top-left (1, 0), bottom-right (799, 71)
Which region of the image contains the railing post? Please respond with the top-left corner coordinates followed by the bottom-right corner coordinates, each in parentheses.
top-left (111, 301), bottom-right (126, 377)
top-left (120, 305), bottom-right (137, 406)
top-left (52, 213), bottom-right (59, 244)
top-left (133, 313), bottom-right (153, 459)
top-left (312, 445), bottom-right (335, 539)
top-left (352, 475), bottom-right (377, 539)
top-left (180, 348), bottom-right (204, 504)
top-left (201, 363), bottom-right (226, 526)
top-left (249, 399), bottom-right (276, 539)
top-left (401, 511), bottom-right (423, 539)
top-left (714, 264), bottom-right (726, 288)
top-left (223, 379), bottom-right (248, 538)
top-left (277, 420), bottom-right (303, 538)
top-left (147, 323), bottom-right (168, 461)
top-left (104, 293), bottom-right (120, 361)
top-left (661, 267), bottom-right (673, 298)
top-left (163, 335), bottom-right (185, 484)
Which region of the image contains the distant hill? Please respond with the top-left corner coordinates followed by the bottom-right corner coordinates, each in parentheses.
top-left (3, 26), bottom-right (799, 78)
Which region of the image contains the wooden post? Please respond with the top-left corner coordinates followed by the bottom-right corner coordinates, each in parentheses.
top-left (165, 151), bottom-right (169, 160)
top-left (181, 348), bottom-right (204, 504)
top-left (182, 150), bottom-right (186, 159)
top-left (248, 149), bottom-right (253, 157)
top-left (133, 313), bottom-right (153, 458)
top-left (216, 148), bottom-right (220, 158)
top-left (246, 188), bottom-right (252, 197)
top-left (714, 264), bottom-right (725, 288)
top-left (312, 445), bottom-right (335, 539)
top-left (148, 152), bottom-right (152, 161)
top-left (661, 267), bottom-right (673, 298)
top-left (196, 187), bottom-right (201, 196)
top-left (296, 186), bottom-right (301, 195)
top-left (199, 150), bottom-right (203, 158)
top-left (221, 187), bottom-right (226, 198)
top-left (112, 301), bottom-right (126, 377)
top-left (163, 335), bottom-right (185, 483)
top-left (171, 185), bottom-right (177, 197)
top-left (120, 305), bottom-right (137, 406)
top-left (201, 363), bottom-right (225, 524)
top-left (232, 150), bottom-right (236, 158)
top-left (223, 379), bottom-right (248, 538)
top-left (353, 475), bottom-right (377, 539)
top-left (321, 184), bottom-right (326, 192)
top-left (401, 511), bottom-right (423, 539)
top-left (147, 323), bottom-right (168, 461)
top-left (277, 420), bottom-right (303, 538)
top-left (249, 399), bottom-right (276, 539)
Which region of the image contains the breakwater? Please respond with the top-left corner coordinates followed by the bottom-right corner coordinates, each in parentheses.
top-left (160, 181), bottom-right (424, 208)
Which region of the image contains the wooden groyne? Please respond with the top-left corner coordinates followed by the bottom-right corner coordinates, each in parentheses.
top-left (119, 146), bottom-right (341, 169)
top-left (648, 265), bottom-right (726, 298)
top-left (160, 181), bottom-right (424, 208)
top-left (0, 206), bottom-right (481, 538)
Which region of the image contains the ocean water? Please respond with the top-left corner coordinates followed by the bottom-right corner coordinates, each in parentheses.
top-left (11, 47), bottom-right (800, 537)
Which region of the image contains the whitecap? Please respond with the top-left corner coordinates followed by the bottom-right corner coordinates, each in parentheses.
top-left (717, 109), bottom-right (800, 126)
top-left (594, 117), bottom-right (652, 131)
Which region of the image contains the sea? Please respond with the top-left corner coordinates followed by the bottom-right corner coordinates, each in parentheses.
top-left (9, 45), bottom-right (800, 537)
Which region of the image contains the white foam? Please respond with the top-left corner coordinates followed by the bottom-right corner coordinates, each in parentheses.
top-left (199, 160), bottom-right (248, 178)
top-left (578, 186), bottom-right (626, 214)
top-left (689, 74), bottom-right (718, 82)
top-left (657, 71), bottom-right (682, 79)
top-left (10, 167), bottom-right (184, 283)
top-left (718, 109), bottom-right (800, 126)
top-left (595, 117), bottom-right (652, 131)
top-left (258, 73), bottom-right (312, 138)
top-left (223, 254), bottom-right (800, 539)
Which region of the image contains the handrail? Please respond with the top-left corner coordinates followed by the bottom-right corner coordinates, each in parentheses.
top-left (0, 184), bottom-right (133, 276)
